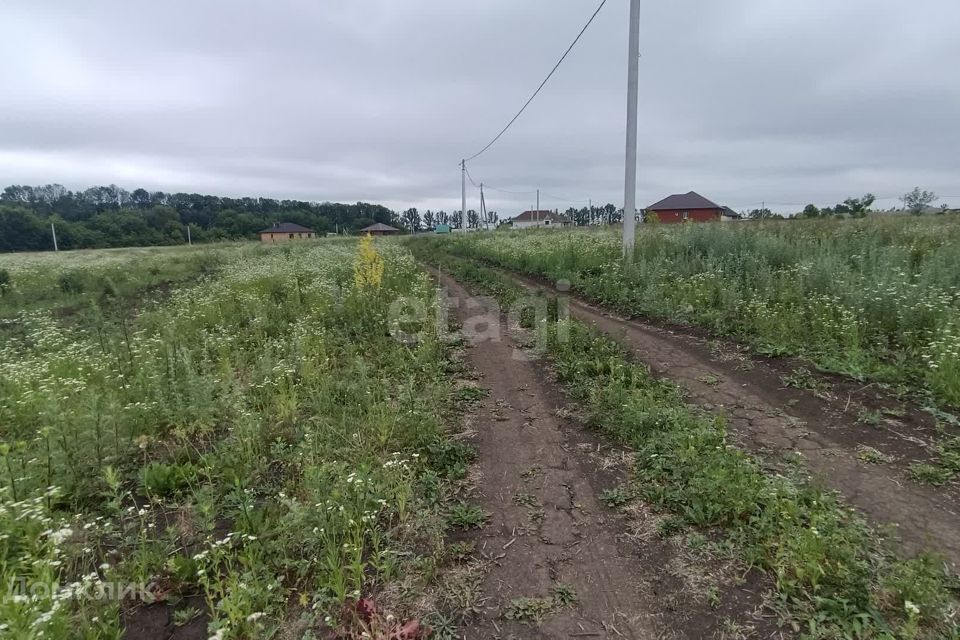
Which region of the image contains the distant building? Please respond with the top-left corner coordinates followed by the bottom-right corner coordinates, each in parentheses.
top-left (645, 192), bottom-right (740, 223)
top-left (511, 210), bottom-right (572, 230)
top-left (434, 223), bottom-right (451, 234)
top-left (360, 222), bottom-right (401, 236)
top-left (259, 222), bottom-right (316, 243)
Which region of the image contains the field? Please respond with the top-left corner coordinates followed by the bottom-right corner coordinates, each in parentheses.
top-left (0, 240), bottom-right (468, 638)
top-left (2, 221), bottom-right (959, 639)
top-left (428, 217), bottom-right (960, 407)
top-left (409, 216), bottom-right (960, 638)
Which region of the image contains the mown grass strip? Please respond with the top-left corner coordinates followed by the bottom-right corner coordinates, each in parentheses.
top-left (413, 242), bottom-right (960, 640)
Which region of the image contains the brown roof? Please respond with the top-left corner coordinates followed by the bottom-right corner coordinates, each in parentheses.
top-left (360, 222), bottom-right (401, 232)
top-left (513, 210), bottom-right (571, 222)
top-left (646, 191), bottom-right (721, 211)
top-left (259, 222), bottom-right (315, 234)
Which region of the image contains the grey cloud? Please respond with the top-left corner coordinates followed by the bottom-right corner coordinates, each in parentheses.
top-left (1, 0), bottom-right (957, 215)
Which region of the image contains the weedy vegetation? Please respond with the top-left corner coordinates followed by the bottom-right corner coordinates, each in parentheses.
top-left (0, 238), bottom-right (470, 638)
top-left (419, 216), bottom-right (960, 408)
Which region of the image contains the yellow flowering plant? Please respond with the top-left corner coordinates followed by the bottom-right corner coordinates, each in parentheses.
top-left (353, 234), bottom-right (384, 290)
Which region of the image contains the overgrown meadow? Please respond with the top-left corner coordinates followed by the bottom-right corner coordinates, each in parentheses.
top-left (0, 239), bottom-right (467, 638)
top-left (433, 216), bottom-right (960, 407)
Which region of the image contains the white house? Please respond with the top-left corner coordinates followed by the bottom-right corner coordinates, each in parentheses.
top-left (511, 210), bottom-right (572, 230)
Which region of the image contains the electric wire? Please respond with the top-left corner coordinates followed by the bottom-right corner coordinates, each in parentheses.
top-left (463, 0), bottom-right (608, 163)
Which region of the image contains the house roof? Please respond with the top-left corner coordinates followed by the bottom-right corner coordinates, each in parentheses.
top-left (360, 222), bottom-right (401, 232)
top-left (721, 206), bottom-right (740, 218)
top-left (513, 210), bottom-right (571, 222)
top-left (646, 191), bottom-right (721, 211)
top-left (259, 222), bottom-right (315, 234)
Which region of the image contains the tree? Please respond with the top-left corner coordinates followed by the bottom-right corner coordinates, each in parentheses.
top-left (436, 210), bottom-right (449, 225)
top-left (423, 210), bottom-right (436, 230)
top-left (451, 210), bottom-right (463, 229)
top-left (402, 208), bottom-right (421, 232)
top-left (800, 204), bottom-right (821, 218)
top-left (0, 182), bottom-right (406, 251)
top-left (466, 209), bottom-right (479, 228)
top-left (602, 203), bottom-right (617, 224)
top-left (748, 207), bottom-right (774, 219)
top-left (901, 187), bottom-right (937, 215)
top-left (130, 188), bottom-right (151, 208)
top-left (840, 193), bottom-right (875, 218)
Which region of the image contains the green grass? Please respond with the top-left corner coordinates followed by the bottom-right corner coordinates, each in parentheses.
top-left (0, 240), bottom-right (467, 638)
top-left (415, 216), bottom-right (960, 408)
top-left (413, 243), bottom-right (960, 639)
top-left (446, 502), bottom-right (488, 529)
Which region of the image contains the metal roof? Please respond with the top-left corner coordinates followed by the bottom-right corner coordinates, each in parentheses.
top-left (360, 222), bottom-right (401, 232)
top-left (259, 222), bottom-right (315, 233)
top-left (513, 210), bottom-right (571, 222)
top-left (646, 191), bottom-right (721, 211)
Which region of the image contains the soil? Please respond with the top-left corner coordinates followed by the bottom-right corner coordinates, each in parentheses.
top-left (121, 595), bottom-right (208, 640)
top-left (498, 269), bottom-right (960, 571)
top-left (436, 270), bottom-right (783, 639)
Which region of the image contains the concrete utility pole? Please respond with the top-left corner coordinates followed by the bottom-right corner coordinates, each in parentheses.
top-left (622, 0), bottom-right (641, 258)
top-left (461, 160), bottom-right (467, 229)
top-left (187, 225), bottom-right (192, 245)
top-left (536, 189), bottom-right (540, 225)
top-left (51, 223), bottom-right (58, 252)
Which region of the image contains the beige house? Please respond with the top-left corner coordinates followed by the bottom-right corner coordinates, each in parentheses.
top-left (511, 210), bottom-right (572, 230)
top-left (258, 222), bottom-right (316, 243)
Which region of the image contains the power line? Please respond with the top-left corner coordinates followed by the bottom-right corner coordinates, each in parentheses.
top-left (464, 165), bottom-right (480, 188)
top-left (464, 0), bottom-right (608, 163)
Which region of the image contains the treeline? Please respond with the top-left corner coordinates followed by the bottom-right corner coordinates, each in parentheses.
top-left (0, 184), bottom-right (397, 252)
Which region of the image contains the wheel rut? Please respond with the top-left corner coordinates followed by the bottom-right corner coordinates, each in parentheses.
top-left (436, 270), bottom-right (776, 640)
top-left (501, 270), bottom-right (960, 570)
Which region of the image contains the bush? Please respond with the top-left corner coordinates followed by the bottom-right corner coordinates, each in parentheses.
top-left (57, 271), bottom-right (86, 294)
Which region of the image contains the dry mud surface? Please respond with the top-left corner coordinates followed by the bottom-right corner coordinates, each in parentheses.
top-left (438, 270), bottom-right (780, 640)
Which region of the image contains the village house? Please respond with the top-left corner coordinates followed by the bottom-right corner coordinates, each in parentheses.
top-left (645, 192), bottom-right (740, 223)
top-left (360, 222), bottom-right (402, 236)
top-left (511, 210), bottom-right (572, 230)
top-left (258, 222), bottom-right (316, 243)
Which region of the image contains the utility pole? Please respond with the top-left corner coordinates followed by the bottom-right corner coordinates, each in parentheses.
top-left (622, 0), bottom-right (641, 258)
top-left (461, 159), bottom-right (466, 230)
top-left (480, 183), bottom-right (486, 230)
top-left (536, 189), bottom-right (540, 226)
top-left (51, 222), bottom-right (58, 252)
top-left (187, 225), bottom-right (192, 245)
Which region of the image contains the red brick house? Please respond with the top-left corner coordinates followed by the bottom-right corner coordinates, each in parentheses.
top-left (645, 191), bottom-right (739, 223)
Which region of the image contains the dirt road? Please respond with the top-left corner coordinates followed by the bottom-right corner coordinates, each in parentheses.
top-left (437, 271), bottom-right (777, 639)
top-left (501, 271), bottom-right (960, 570)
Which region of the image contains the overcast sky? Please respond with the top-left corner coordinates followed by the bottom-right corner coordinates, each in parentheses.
top-left (2, 1), bottom-right (958, 215)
